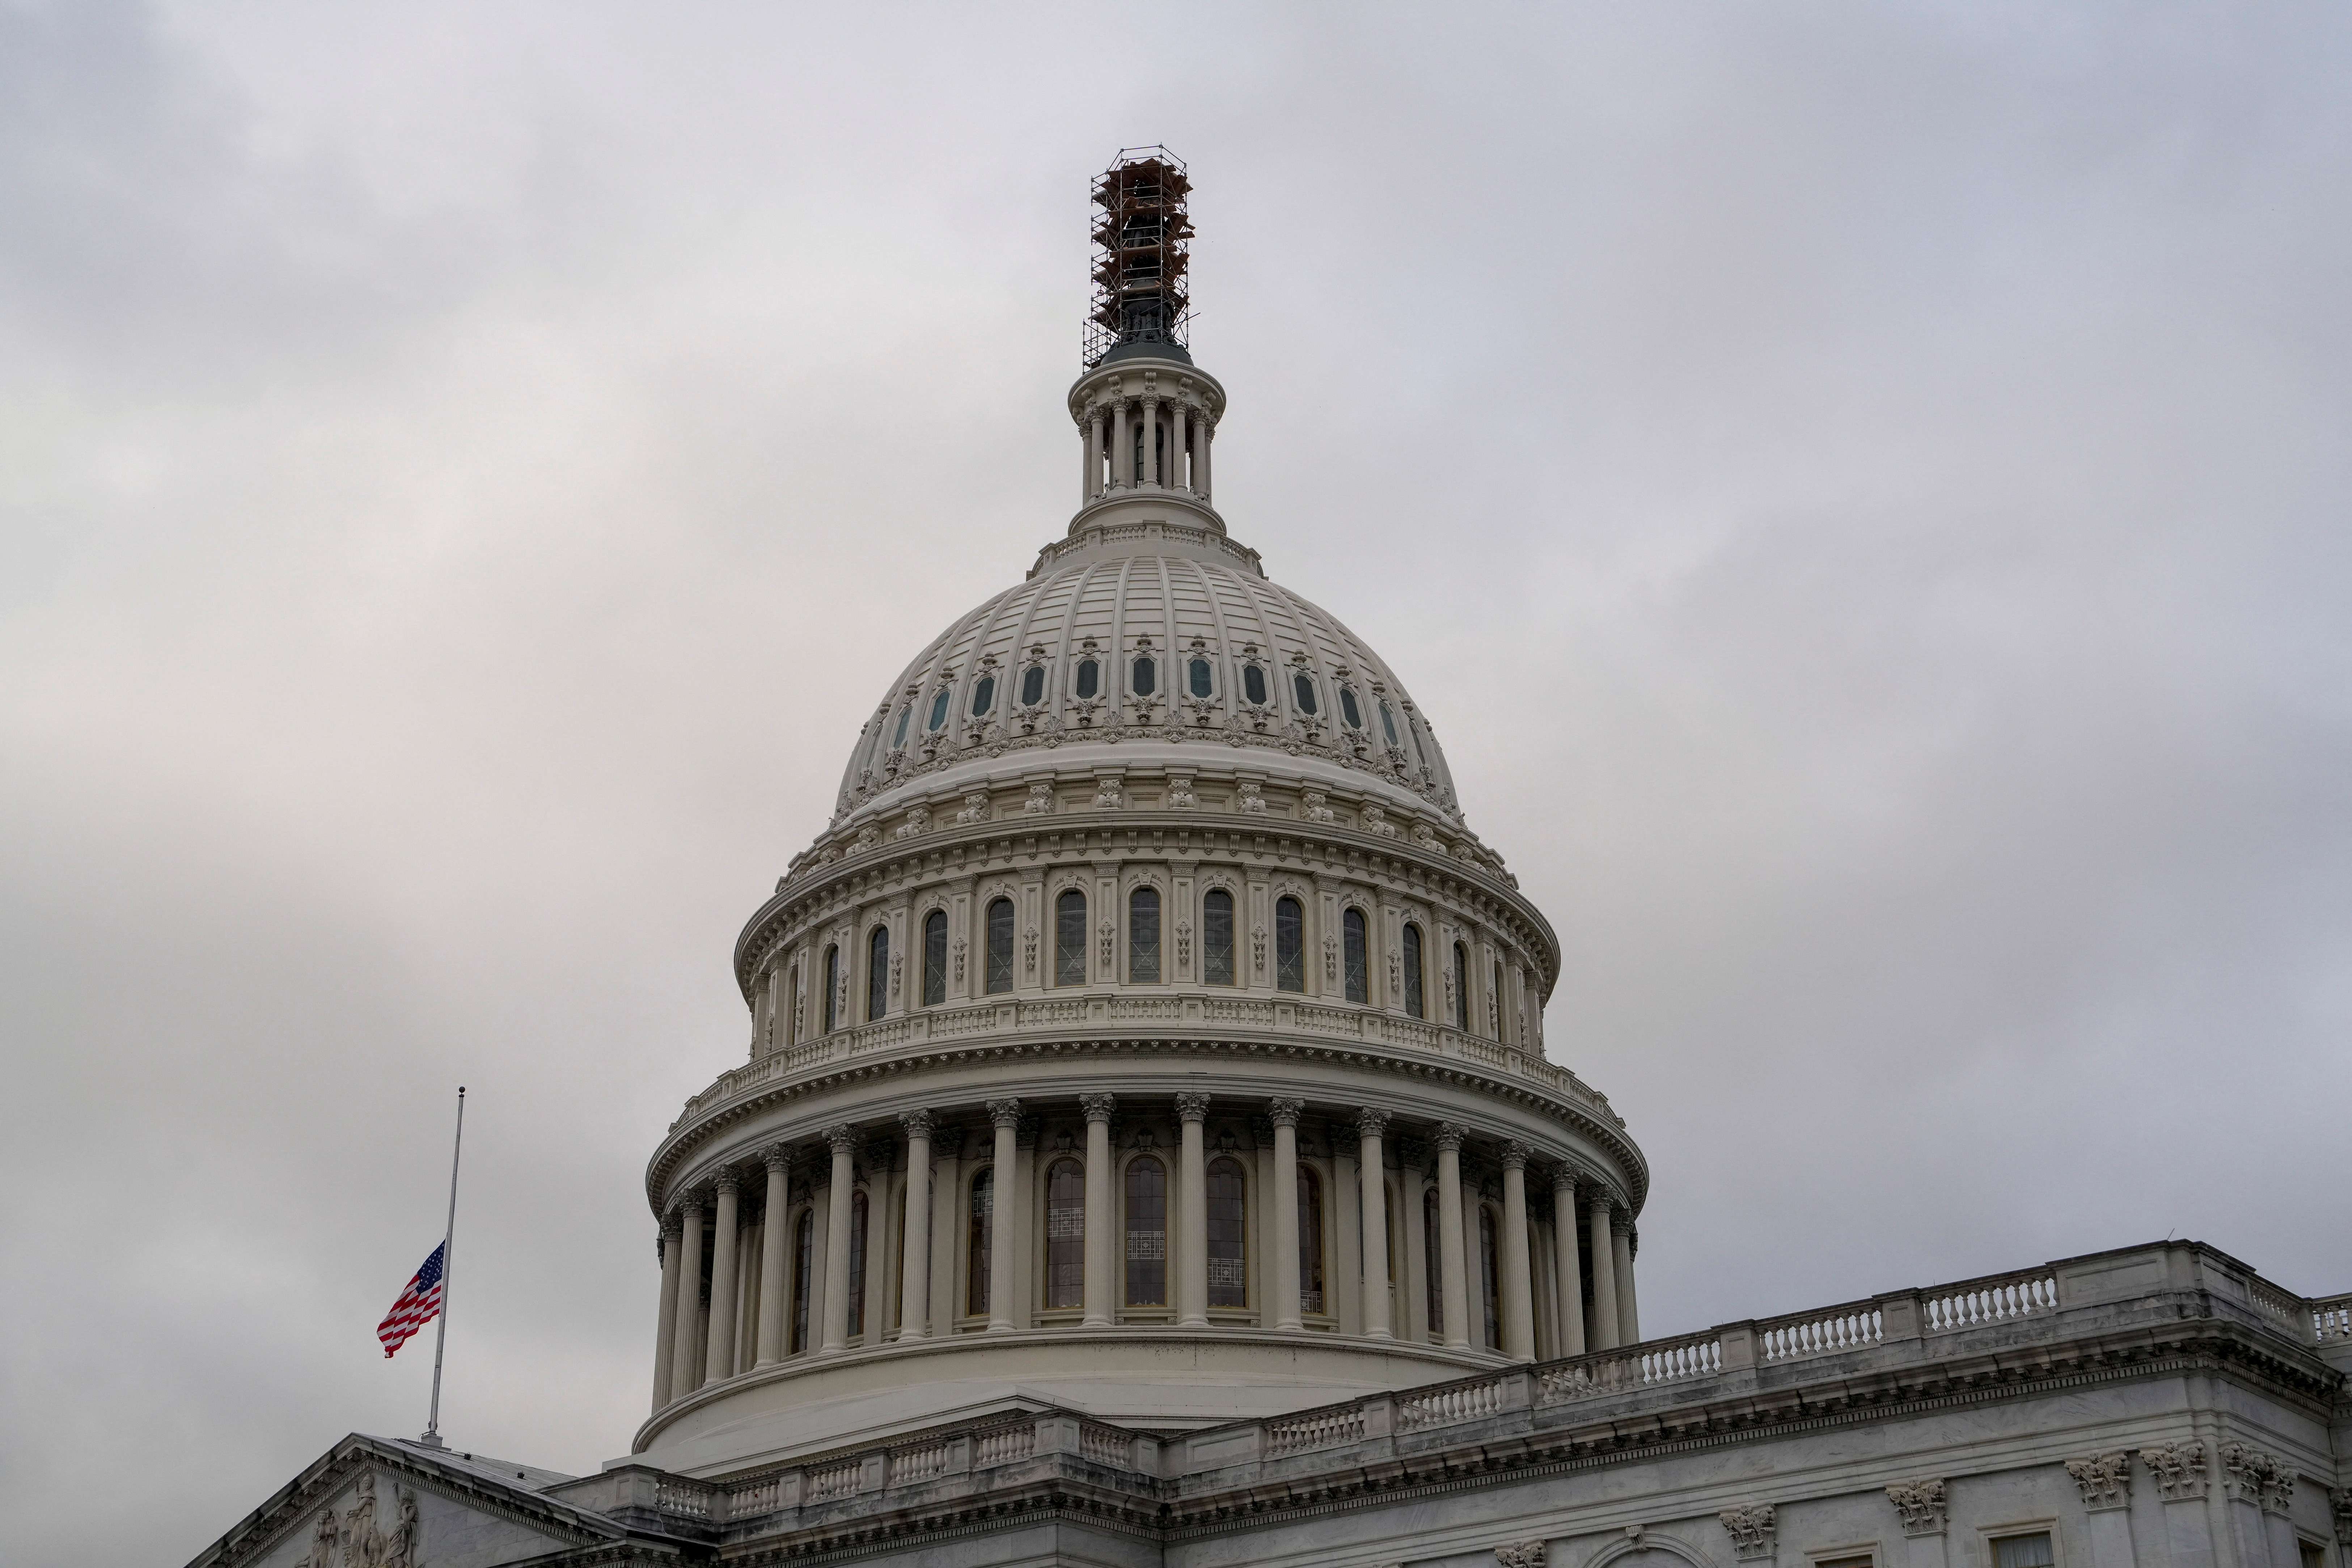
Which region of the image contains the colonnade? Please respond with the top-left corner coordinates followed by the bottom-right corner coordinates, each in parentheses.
top-left (652, 1095), bottom-right (1642, 1415)
top-left (1080, 393), bottom-right (1213, 504)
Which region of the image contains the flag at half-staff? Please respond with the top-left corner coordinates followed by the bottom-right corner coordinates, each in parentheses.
top-left (377, 1242), bottom-right (447, 1358)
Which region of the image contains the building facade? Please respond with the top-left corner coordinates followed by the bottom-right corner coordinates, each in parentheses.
top-left (187, 152), bottom-right (2351, 1568)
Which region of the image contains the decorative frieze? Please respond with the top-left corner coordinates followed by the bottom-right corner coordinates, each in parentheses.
top-left (1495, 1541), bottom-right (1547, 1568)
top-left (1887, 1479), bottom-right (1949, 1536)
top-left (1719, 1504), bottom-right (1776, 1560)
top-left (2067, 1452), bottom-right (2133, 1511)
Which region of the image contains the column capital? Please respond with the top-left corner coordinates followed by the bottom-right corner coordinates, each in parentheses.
top-left (678, 1189), bottom-right (710, 1215)
top-left (1266, 1096), bottom-right (1306, 1128)
top-left (825, 1122), bottom-right (861, 1157)
top-left (986, 1096), bottom-right (1024, 1129)
top-left (1548, 1162), bottom-right (1578, 1194)
top-left (1612, 1206), bottom-right (1634, 1237)
top-left (898, 1109), bottom-right (936, 1141)
top-left (1433, 1121), bottom-right (1467, 1153)
top-left (761, 1142), bottom-right (792, 1173)
top-left (1174, 1091), bottom-right (1211, 1124)
top-left (2065, 1452), bottom-right (2133, 1512)
top-left (1080, 1092), bottom-right (1117, 1123)
top-left (1354, 1107), bottom-right (1391, 1140)
top-left (2141, 1440), bottom-right (2209, 1501)
top-left (712, 1168), bottom-right (744, 1196)
top-left (1886, 1479), bottom-right (1949, 1537)
top-left (660, 1215), bottom-right (682, 1240)
top-left (1501, 1140), bottom-right (1531, 1171)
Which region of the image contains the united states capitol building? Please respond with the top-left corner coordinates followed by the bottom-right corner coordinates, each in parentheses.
top-left (194, 152), bottom-right (2348, 1568)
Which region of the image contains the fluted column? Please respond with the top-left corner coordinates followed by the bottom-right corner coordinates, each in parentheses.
top-left (703, 1172), bottom-right (742, 1381)
top-left (1196, 417), bottom-right (1212, 500)
top-left (1550, 1168), bottom-right (1586, 1356)
top-left (652, 1219), bottom-right (681, 1413)
top-left (1111, 401), bottom-right (1130, 488)
top-left (668, 1195), bottom-right (706, 1399)
top-left (1613, 1219), bottom-right (1640, 1343)
top-left (1587, 1193), bottom-right (1620, 1349)
top-left (1499, 1142), bottom-right (1534, 1360)
top-left (820, 1126), bottom-right (857, 1352)
top-left (1171, 402), bottom-right (1190, 492)
top-left (896, 1112), bottom-right (934, 1341)
top-left (1175, 1092), bottom-right (1210, 1327)
top-left (1081, 1094), bottom-right (1116, 1327)
top-left (1083, 412), bottom-right (1101, 502)
top-left (1434, 1124), bottom-right (1470, 1349)
top-left (1140, 395), bottom-right (1160, 485)
top-left (1356, 1109), bottom-right (1393, 1340)
top-left (1269, 1098), bottom-right (1304, 1331)
top-left (755, 1146), bottom-right (790, 1364)
top-left (985, 1098), bottom-right (1021, 1331)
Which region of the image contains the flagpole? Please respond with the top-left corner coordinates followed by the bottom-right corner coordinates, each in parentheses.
top-left (420, 1086), bottom-right (465, 1448)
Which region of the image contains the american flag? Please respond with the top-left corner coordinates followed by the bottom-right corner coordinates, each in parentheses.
top-left (376, 1242), bottom-right (445, 1358)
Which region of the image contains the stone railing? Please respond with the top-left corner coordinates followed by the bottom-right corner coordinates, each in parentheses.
top-left (1917, 1267), bottom-right (2058, 1332)
top-left (2311, 1293), bottom-right (2352, 1344)
top-left (1756, 1298), bottom-right (1883, 1362)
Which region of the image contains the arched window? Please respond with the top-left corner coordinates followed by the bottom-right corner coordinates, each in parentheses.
top-left (1297, 1166), bottom-right (1325, 1316)
top-left (847, 1190), bottom-right (869, 1337)
top-left (822, 945), bottom-right (839, 1034)
top-left (970, 674), bottom-right (995, 717)
top-left (892, 705), bottom-right (912, 748)
top-left (1493, 962), bottom-right (1505, 1038)
top-left (1128, 887), bottom-right (1160, 982)
top-left (1339, 685), bottom-right (1364, 728)
top-left (790, 1209), bottom-right (814, 1353)
top-left (1055, 889), bottom-right (1087, 986)
top-left (1293, 671), bottom-right (1319, 715)
top-left (1074, 658), bottom-right (1100, 700)
top-left (926, 688), bottom-right (951, 731)
top-left (1207, 1158), bottom-right (1248, 1308)
top-left (1479, 1205), bottom-right (1501, 1349)
top-left (867, 926), bottom-right (889, 1022)
top-left (985, 897), bottom-right (1015, 994)
top-left (1422, 1188), bottom-right (1443, 1340)
top-left (1379, 699), bottom-right (1400, 747)
top-left (1342, 908), bottom-right (1368, 1003)
top-left (1124, 1155), bottom-right (1167, 1307)
top-left (1241, 664), bottom-right (1268, 705)
top-left (1202, 889), bottom-right (1235, 985)
top-left (1188, 658), bottom-right (1213, 698)
top-left (922, 910), bottom-right (947, 1006)
top-left (1045, 1158), bottom-right (1085, 1310)
top-left (1452, 942), bottom-right (1471, 1030)
top-left (1402, 923), bottom-right (1425, 1019)
top-left (967, 1169), bottom-right (993, 1318)
top-left (1019, 665), bottom-right (1045, 706)
top-left (1274, 896), bottom-right (1305, 993)
top-left (1131, 656), bottom-right (1156, 697)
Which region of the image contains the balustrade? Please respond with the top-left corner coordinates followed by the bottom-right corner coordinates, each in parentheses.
top-left (1920, 1269), bottom-right (2057, 1332)
top-left (1756, 1301), bottom-right (1883, 1362)
top-left (2312, 1293), bottom-right (2352, 1342)
top-left (1265, 1404), bottom-right (1366, 1456)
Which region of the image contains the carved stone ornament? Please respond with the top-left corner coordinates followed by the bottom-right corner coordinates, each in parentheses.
top-left (1252, 924), bottom-right (1268, 973)
top-left (1267, 1096), bottom-right (1305, 1128)
top-left (1024, 780), bottom-right (1055, 814)
top-left (1495, 1540), bottom-right (1548, 1568)
top-left (382, 1487), bottom-right (420, 1568)
top-left (2331, 1487), bottom-right (2352, 1546)
top-left (954, 791), bottom-right (991, 824)
top-left (952, 935), bottom-right (967, 984)
top-left (1362, 802), bottom-right (1399, 838)
top-left (1355, 1107), bottom-right (1391, 1140)
top-left (1175, 1091), bottom-right (1212, 1123)
top-left (1080, 1092), bottom-right (1117, 1123)
top-left (1433, 1121), bottom-right (1467, 1152)
top-left (1501, 1139), bottom-right (1532, 1171)
top-left (987, 1097), bottom-right (1024, 1130)
top-left (898, 1109), bottom-right (935, 1142)
top-left (1235, 779), bottom-right (1268, 813)
top-left (2221, 1444), bottom-right (2291, 1511)
top-left (892, 804), bottom-right (930, 839)
top-left (888, 951), bottom-right (903, 996)
top-left (712, 1167), bottom-right (743, 1196)
top-left (1887, 1479), bottom-right (1949, 1536)
top-left (1175, 918), bottom-right (1193, 968)
top-left (1168, 773), bottom-right (1199, 807)
top-left (825, 1123), bottom-right (860, 1157)
top-left (1024, 925), bottom-right (1039, 973)
top-left (1720, 1504), bottom-right (1777, 1560)
top-left (2067, 1452), bottom-right (2132, 1512)
top-left (297, 1502), bottom-right (340, 1568)
top-left (1301, 789), bottom-right (1336, 823)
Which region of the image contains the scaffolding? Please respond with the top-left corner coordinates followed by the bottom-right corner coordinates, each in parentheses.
top-left (1084, 146), bottom-right (1193, 367)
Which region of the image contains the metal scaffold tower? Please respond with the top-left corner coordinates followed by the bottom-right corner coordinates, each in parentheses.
top-left (1085, 146), bottom-right (1193, 366)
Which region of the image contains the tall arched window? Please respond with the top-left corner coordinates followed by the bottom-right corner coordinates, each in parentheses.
top-left (1242, 664), bottom-right (1268, 705)
top-left (1342, 908), bottom-right (1368, 1003)
top-left (1131, 656), bottom-right (1155, 697)
top-left (847, 1190), bottom-right (869, 1337)
top-left (1339, 685), bottom-right (1364, 729)
top-left (1293, 671), bottom-right (1319, 715)
top-left (1492, 962), bottom-right (1505, 1038)
top-left (926, 688), bottom-right (951, 731)
top-left (1073, 658), bottom-right (1100, 700)
top-left (1422, 1188), bottom-right (1443, 1340)
top-left (822, 945), bottom-right (839, 1034)
top-left (1479, 1205), bottom-right (1501, 1349)
top-left (790, 1209), bottom-right (814, 1353)
top-left (1452, 942), bottom-right (1471, 1030)
top-left (1045, 1158), bottom-right (1085, 1310)
top-left (1379, 699), bottom-right (1400, 747)
top-left (985, 897), bottom-right (1014, 994)
top-left (1202, 889), bottom-right (1235, 985)
top-left (922, 910), bottom-right (947, 1006)
top-left (1019, 665), bottom-right (1045, 706)
top-left (969, 674), bottom-right (995, 717)
top-left (1124, 1156), bottom-right (1167, 1307)
top-left (892, 705), bottom-right (912, 748)
top-left (1128, 887), bottom-right (1160, 982)
top-left (1274, 896), bottom-right (1305, 993)
top-left (966, 1169), bottom-right (993, 1317)
top-left (1055, 889), bottom-right (1087, 986)
top-left (1188, 657), bottom-right (1213, 698)
top-left (1207, 1157), bottom-right (1247, 1309)
top-left (1402, 924), bottom-right (1425, 1019)
top-left (867, 926), bottom-right (889, 1022)
top-left (1297, 1166), bottom-right (1325, 1316)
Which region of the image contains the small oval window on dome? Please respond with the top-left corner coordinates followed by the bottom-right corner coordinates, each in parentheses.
top-left (1378, 700), bottom-right (1399, 747)
top-left (1293, 672), bottom-right (1319, 715)
top-left (1020, 665), bottom-right (1045, 706)
top-left (1188, 658), bottom-right (1213, 699)
top-left (970, 675), bottom-right (995, 717)
top-left (927, 688), bottom-right (951, 731)
top-left (1340, 685), bottom-right (1363, 728)
top-left (892, 705), bottom-right (912, 748)
top-left (1132, 656), bottom-right (1155, 697)
top-left (1075, 659), bottom-right (1100, 700)
top-left (1242, 664), bottom-right (1268, 705)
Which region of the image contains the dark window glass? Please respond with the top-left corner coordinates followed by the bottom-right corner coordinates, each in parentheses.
top-left (1480, 1206), bottom-right (1501, 1349)
top-left (1340, 686), bottom-right (1363, 728)
top-left (1995, 1539), bottom-right (2055, 1568)
top-left (1208, 1158), bottom-right (1247, 1308)
top-left (1453, 943), bottom-right (1471, 1030)
top-left (822, 946), bottom-right (839, 1033)
top-left (892, 706), bottom-right (911, 747)
top-left (867, 926), bottom-right (889, 1021)
top-left (1379, 701), bottom-right (1400, 746)
top-left (1274, 897), bottom-right (1305, 993)
top-left (1020, 666), bottom-right (1045, 706)
top-left (791, 1209), bottom-right (814, 1353)
top-left (1343, 908), bottom-right (1368, 1003)
top-left (1129, 887), bottom-right (1160, 983)
top-left (1125, 1157), bottom-right (1167, 1306)
top-left (1046, 1159), bottom-right (1086, 1310)
top-left (1402, 924), bottom-right (1425, 1019)
top-left (1242, 664), bottom-right (1267, 705)
top-left (1189, 658), bottom-right (1213, 698)
top-left (985, 898), bottom-right (1015, 994)
top-left (1203, 889), bottom-right (1235, 985)
top-left (1492, 962), bottom-right (1505, 1037)
top-left (1298, 1166), bottom-right (1325, 1315)
top-left (970, 675), bottom-right (995, 717)
top-left (1055, 889), bottom-right (1087, 986)
top-left (1132, 656), bottom-right (1155, 696)
top-left (1422, 1188), bottom-right (1443, 1339)
top-left (1293, 672), bottom-right (1318, 714)
top-left (1074, 659), bottom-right (1100, 699)
top-left (927, 689), bottom-right (951, 731)
top-left (967, 1169), bottom-right (992, 1316)
top-left (922, 910), bottom-right (947, 1006)
top-left (848, 1191), bottom-right (869, 1337)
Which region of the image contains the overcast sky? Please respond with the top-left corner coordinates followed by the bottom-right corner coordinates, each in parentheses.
top-left (4, 4), bottom-right (2348, 1563)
